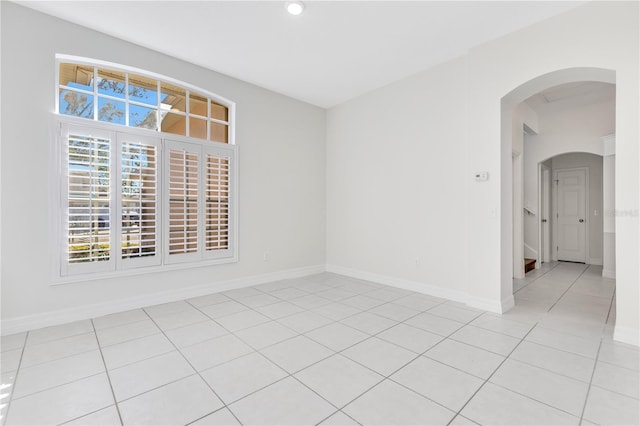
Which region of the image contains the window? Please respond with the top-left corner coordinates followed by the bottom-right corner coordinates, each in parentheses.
top-left (55, 57), bottom-right (236, 279)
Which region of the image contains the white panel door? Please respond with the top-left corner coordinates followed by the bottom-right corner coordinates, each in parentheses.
top-left (556, 169), bottom-right (586, 263)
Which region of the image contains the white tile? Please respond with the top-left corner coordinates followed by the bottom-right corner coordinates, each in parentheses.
top-left (13, 350), bottom-right (105, 399)
top-left (270, 287), bottom-right (310, 300)
top-left (1, 371), bottom-right (16, 405)
top-left (470, 313), bottom-right (533, 338)
top-left (391, 356), bottom-right (483, 411)
top-left (291, 294), bottom-right (333, 309)
top-left (1, 348), bottom-right (22, 373)
top-left (315, 288), bottom-right (358, 302)
top-left (27, 320), bottom-right (94, 345)
top-left (592, 361), bottom-right (639, 399)
top-left (236, 293), bottom-right (281, 308)
top-left (277, 310), bottom-right (333, 333)
top-left (261, 335), bottom-right (334, 374)
top-left (536, 314), bottom-right (605, 340)
top-left (199, 300), bottom-right (249, 319)
top-left (489, 359), bottom-right (588, 416)
top-left (222, 287), bottom-right (264, 299)
top-left (365, 288), bottom-right (411, 302)
top-left (342, 337), bottom-right (416, 376)
top-left (201, 352), bottom-right (287, 404)
top-left (449, 415), bottom-right (480, 425)
top-left (450, 325), bottom-right (520, 356)
top-left (144, 300), bottom-right (193, 317)
top-left (63, 405), bottom-right (121, 425)
top-left (95, 319), bottom-right (160, 347)
top-left (21, 332), bottom-right (98, 368)
top-left (339, 311), bottom-right (397, 335)
top-left (427, 304), bottom-right (483, 323)
top-left (343, 379), bottom-right (455, 425)
top-left (392, 294), bottom-right (444, 311)
top-left (341, 295), bottom-right (386, 310)
top-left (306, 322), bottom-right (368, 352)
top-left (92, 309), bottom-right (148, 330)
top-left (101, 333), bottom-right (174, 370)
top-left (164, 320), bottom-right (228, 348)
top-left (118, 374), bottom-right (223, 425)
top-left (295, 354), bottom-right (383, 407)
top-left (405, 312), bottom-right (465, 336)
top-left (187, 292), bottom-right (230, 308)
top-left (109, 351), bottom-right (194, 401)
top-left (377, 323), bottom-right (442, 354)
top-left (460, 382), bottom-right (578, 426)
top-left (319, 411), bottom-right (359, 425)
top-left (229, 376), bottom-right (335, 425)
top-left (1, 332), bottom-right (27, 352)
top-left (424, 339), bottom-right (505, 379)
top-left (599, 340), bottom-right (640, 371)
top-left (151, 309), bottom-right (209, 331)
top-left (256, 301), bottom-right (304, 319)
top-left (6, 373), bottom-right (113, 425)
top-left (235, 321), bottom-right (297, 349)
top-left (180, 334), bottom-right (253, 371)
top-left (190, 408), bottom-right (240, 425)
top-left (583, 385), bottom-right (640, 426)
top-left (313, 303), bottom-right (361, 321)
top-left (526, 327), bottom-right (600, 358)
top-left (255, 279), bottom-right (296, 293)
top-left (215, 310), bottom-right (270, 332)
top-left (510, 340), bottom-right (595, 382)
top-left (368, 303), bottom-right (419, 322)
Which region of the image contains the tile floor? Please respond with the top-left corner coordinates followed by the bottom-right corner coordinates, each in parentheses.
top-left (1, 262), bottom-right (638, 425)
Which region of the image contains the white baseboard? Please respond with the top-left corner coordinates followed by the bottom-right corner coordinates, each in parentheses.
top-left (1, 264), bottom-right (325, 336)
top-left (325, 264), bottom-right (505, 314)
top-left (602, 269), bottom-right (616, 279)
top-left (613, 325), bottom-right (640, 347)
top-left (589, 258), bottom-right (603, 266)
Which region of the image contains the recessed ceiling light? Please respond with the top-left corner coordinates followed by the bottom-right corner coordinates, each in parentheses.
top-left (286, 1), bottom-right (305, 16)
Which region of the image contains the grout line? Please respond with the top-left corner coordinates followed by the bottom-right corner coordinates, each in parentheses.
top-left (89, 319), bottom-right (124, 426)
top-left (579, 340), bottom-right (603, 424)
top-left (513, 261), bottom-right (562, 294)
top-left (544, 264), bottom-right (590, 313)
top-left (604, 287), bottom-right (616, 327)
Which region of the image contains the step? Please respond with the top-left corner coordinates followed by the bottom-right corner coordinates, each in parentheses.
top-left (524, 258), bottom-right (536, 274)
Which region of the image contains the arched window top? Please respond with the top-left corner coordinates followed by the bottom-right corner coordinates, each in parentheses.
top-left (56, 55), bottom-right (234, 144)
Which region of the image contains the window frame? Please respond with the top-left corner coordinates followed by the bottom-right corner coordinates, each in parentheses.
top-left (51, 57), bottom-right (237, 285)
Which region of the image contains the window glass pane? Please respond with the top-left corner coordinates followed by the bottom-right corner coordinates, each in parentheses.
top-left (129, 74), bottom-right (158, 106)
top-left (122, 142), bottom-right (157, 259)
top-left (161, 112), bottom-right (186, 136)
top-left (60, 89), bottom-right (94, 119)
top-left (60, 63), bottom-right (94, 91)
top-left (68, 134), bottom-right (111, 263)
top-left (210, 122), bottom-right (228, 143)
top-left (98, 98), bottom-right (125, 125)
top-left (97, 69), bottom-right (126, 99)
top-left (206, 155), bottom-right (230, 251)
top-left (189, 117), bottom-right (207, 140)
top-left (189, 92), bottom-right (208, 116)
top-left (129, 105), bottom-right (157, 130)
top-left (161, 82), bottom-right (186, 113)
top-left (210, 101), bottom-right (228, 121)
top-left (169, 149), bottom-right (199, 255)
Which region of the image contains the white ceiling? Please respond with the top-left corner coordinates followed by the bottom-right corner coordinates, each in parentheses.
top-left (525, 81), bottom-right (616, 111)
top-left (19, 1), bottom-right (585, 108)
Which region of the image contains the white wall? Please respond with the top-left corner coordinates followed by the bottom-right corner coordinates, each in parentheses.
top-left (523, 96), bottom-right (614, 265)
top-left (551, 153), bottom-right (604, 264)
top-left (0, 3), bottom-right (326, 332)
top-left (326, 56), bottom-right (469, 300)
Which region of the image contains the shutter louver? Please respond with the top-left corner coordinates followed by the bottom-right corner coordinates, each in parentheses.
top-left (67, 134), bottom-right (111, 264)
top-left (206, 154), bottom-right (230, 252)
top-left (168, 148), bottom-right (199, 255)
top-left (121, 142), bottom-right (157, 260)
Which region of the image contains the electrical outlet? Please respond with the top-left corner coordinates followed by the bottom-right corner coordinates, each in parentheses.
top-left (263, 252), bottom-right (269, 262)
top-left (415, 258), bottom-right (421, 267)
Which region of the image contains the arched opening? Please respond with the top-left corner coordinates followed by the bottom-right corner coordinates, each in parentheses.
top-left (499, 67), bottom-right (616, 312)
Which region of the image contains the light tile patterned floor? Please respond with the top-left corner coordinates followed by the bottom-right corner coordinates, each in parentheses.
top-left (1, 262), bottom-right (638, 425)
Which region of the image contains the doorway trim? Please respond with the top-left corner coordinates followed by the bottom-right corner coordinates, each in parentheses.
top-left (538, 162), bottom-right (551, 264)
top-left (552, 166), bottom-right (590, 264)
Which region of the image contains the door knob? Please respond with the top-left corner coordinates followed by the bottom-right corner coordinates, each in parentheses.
top-left (541, 219), bottom-right (547, 223)
top-left (579, 219), bottom-right (584, 223)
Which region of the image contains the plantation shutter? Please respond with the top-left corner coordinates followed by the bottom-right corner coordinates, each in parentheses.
top-left (63, 124), bottom-right (115, 275)
top-left (204, 147), bottom-right (233, 259)
top-left (165, 140), bottom-right (201, 264)
top-left (118, 134), bottom-right (161, 268)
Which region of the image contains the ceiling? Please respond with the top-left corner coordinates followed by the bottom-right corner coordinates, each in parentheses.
top-left (18, 1), bottom-right (585, 108)
top-left (525, 81), bottom-right (616, 111)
